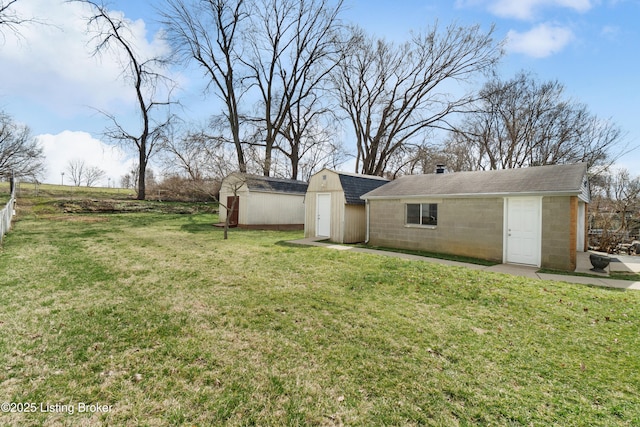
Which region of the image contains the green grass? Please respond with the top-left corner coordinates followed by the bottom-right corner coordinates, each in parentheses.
top-left (0, 182), bottom-right (11, 205)
top-left (15, 181), bottom-right (135, 199)
top-left (538, 268), bottom-right (640, 282)
top-left (353, 244), bottom-right (500, 266)
top-left (13, 182), bottom-right (216, 218)
top-left (609, 271), bottom-right (640, 281)
top-left (0, 195), bottom-right (639, 425)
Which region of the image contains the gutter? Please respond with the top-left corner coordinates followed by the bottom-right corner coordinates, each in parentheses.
top-left (362, 190), bottom-right (586, 201)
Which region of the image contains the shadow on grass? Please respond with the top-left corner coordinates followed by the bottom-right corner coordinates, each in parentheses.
top-left (180, 221), bottom-right (228, 234)
top-left (277, 239), bottom-right (500, 266)
top-left (181, 223), bottom-right (216, 234)
top-left (351, 244), bottom-right (499, 266)
top-left (178, 213), bottom-right (224, 234)
top-left (538, 267), bottom-right (640, 282)
top-left (275, 240), bottom-right (316, 249)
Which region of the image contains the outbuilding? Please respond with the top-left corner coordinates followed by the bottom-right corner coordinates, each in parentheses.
top-left (305, 169), bottom-right (389, 243)
top-left (361, 163), bottom-right (590, 271)
top-left (219, 173), bottom-right (308, 230)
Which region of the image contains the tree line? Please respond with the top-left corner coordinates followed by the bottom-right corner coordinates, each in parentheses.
top-left (0, 0), bottom-right (632, 201)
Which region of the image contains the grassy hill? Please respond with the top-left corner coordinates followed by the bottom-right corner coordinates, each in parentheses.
top-left (0, 190), bottom-right (638, 425)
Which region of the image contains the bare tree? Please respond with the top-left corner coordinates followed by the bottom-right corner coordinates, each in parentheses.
top-left (161, 126), bottom-right (233, 181)
top-left (447, 71), bottom-right (623, 171)
top-left (159, 123), bottom-right (238, 199)
top-left (333, 23), bottom-right (502, 176)
top-left (162, 0), bottom-right (249, 173)
top-left (291, 132), bottom-right (349, 182)
top-left (66, 158), bottom-right (86, 186)
top-left (0, 0), bottom-right (36, 41)
top-left (611, 171), bottom-right (640, 238)
top-left (383, 142), bottom-right (449, 178)
top-left (0, 111), bottom-right (45, 179)
top-left (128, 166), bottom-right (139, 191)
top-left (220, 179), bottom-right (241, 240)
top-left (589, 168), bottom-right (640, 251)
top-left (162, 0), bottom-right (344, 179)
top-left (242, 0), bottom-right (344, 178)
top-left (1, 0), bottom-right (20, 32)
top-left (277, 89), bottom-right (347, 180)
top-left (74, 0), bottom-right (175, 199)
top-left (85, 165), bottom-right (105, 187)
top-left (120, 173), bottom-right (132, 189)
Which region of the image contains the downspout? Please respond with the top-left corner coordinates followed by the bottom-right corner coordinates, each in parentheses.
top-left (365, 199), bottom-right (370, 244)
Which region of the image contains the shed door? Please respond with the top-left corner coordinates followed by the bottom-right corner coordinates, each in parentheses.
top-left (316, 193), bottom-right (331, 237)
top-left (227, 196), bottom-right (239, 226)
top-left (505, 197), bottom-right (541, 266)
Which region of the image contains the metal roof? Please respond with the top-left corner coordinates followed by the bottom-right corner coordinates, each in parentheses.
top-left (361, 163), bottom-right (589, 201)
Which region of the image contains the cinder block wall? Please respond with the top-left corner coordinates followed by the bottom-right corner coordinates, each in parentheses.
top-left (541, 196), bottom-right (575, 271)
top-left (368, 198), bottom-right (504, 262)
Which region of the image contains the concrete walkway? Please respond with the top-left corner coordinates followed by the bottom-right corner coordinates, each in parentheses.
top-left (288, 238), bottom-right (640, 291)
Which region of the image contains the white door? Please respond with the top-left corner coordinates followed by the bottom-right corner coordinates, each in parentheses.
top-left (316, 193), bottom-right (331, 237)
top-left (506, 197), bottom-right (541, 266)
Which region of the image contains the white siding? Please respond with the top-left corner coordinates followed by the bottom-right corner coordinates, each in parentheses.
top-left (219, 174), bottom-right (305, 226)
top-left (305, 169), bottom-right (346, 241)
top-left (245, 192), bottom-right (305, 225)
top-left (304, 169), bottom-right (369, 243)
top-left (343, 204), bottom-right (366, 243)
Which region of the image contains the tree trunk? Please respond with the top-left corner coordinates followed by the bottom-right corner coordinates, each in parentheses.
top-left (223, 195), bottom-right (238, 240)
top-left (137, 142), bottom-right (146, 200)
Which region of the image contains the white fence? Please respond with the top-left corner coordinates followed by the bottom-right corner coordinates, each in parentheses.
top-left (0, 190), bottom-right (16, 245)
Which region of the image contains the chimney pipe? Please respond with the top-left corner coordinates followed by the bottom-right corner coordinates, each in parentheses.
top-left (435, 164), bottom-right (446, 174)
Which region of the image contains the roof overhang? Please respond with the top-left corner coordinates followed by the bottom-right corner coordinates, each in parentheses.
top-left (247, 189), bottom-right (307, 195)
top-left (362, 190), bottom-right (589, 202)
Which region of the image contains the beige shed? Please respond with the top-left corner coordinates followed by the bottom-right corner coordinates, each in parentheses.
top-left (305, 169), bottom-right (389, 243)
top-left (361, 163), bottom-right (590, 271)
top-left (219, 173), bottom-right (308, 230)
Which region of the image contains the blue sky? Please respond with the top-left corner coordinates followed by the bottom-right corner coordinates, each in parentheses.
top-left (1, 0), bottom-right (638, 184)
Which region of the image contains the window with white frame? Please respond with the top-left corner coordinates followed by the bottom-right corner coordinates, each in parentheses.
top-left (406, 203), bottom-right (438, 226)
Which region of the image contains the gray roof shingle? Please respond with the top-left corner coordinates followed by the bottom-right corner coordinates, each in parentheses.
top-left (244, 174), bottom-right (308, 194)
top-left (362, 163), bottom-right (588, 200)
top-left (338, 172), bottom-right (389, 205)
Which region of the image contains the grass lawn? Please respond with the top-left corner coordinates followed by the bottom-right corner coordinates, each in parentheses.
top-left (0, 182), bottom-right (11, 205)
top-left (352, 244), bottom-right (499, 266)
top-left (610, 271), bottom-right (640, 282)
top-left (14, 182), bottom-right (136, 199)
top-left (0, 192), bottom-right (639, 425)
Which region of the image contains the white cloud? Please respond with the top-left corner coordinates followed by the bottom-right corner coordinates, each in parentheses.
top-left (600, 25), bottom-right (620, 40)
top-left (454, 0), bottom-right (485, 8)
top-left (38, 131), bottom-right (134, 185)
top-left (1, 1), bottom-right (173, 187)
top-left (0, 0), bottom-right (171, 117)
top-left (459, 0), bottom-right (594, 20)
top-left (506, 23), bottom-right (575, 57)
